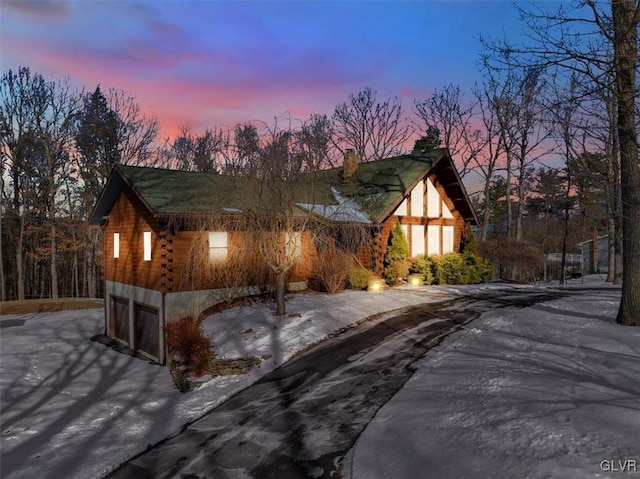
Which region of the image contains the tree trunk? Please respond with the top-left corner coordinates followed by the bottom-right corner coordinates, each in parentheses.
top-left (51, 221), bottom-right (59, 298)
top-left (613, 0), bottom-right (640, 325)
top-left (274, 270), bottom-right (287, 316)
top-left (0, 200), bottom-right (5, 302)
top-left (16, 216), bottom-right (25, 300)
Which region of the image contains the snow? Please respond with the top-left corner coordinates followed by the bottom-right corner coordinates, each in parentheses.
top-left (344, 277), bottom-right (639, 479)
top-left (0, 288), bottom-right (440, 479)
top-left (295, 187), bottom-right (372, 223)
top-left (1, 276), bottom-right (637, 479)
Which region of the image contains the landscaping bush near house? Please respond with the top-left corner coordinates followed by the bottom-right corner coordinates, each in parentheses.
top-left (348, 267), bottom-right (373, 290)
top-left (165, 316), bottom-right (214, 390)
top-left (384, 222), bottom-right (409, 284)
top-left (384, 260), bottom-right (408, 285)
top-left (312, 248), bottom-right (350, 293)
top-left (478, 239), bottom-right (543, 282)
top-left (408, 255), bottom-right (434, 285)
top-left (410, 252), bottom-right (493, 286)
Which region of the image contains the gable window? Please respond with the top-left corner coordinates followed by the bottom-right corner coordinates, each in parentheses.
top-left (410, 181), bottom-right (424, 217)
top-left (427, 178), bottom-right (440, 218)
top-left (208, 232), bottom-right (228, 263)
top-left (143, 231), bottom-right (152, 261)
top-left (113, 233), bottom-right (120, 259)
top-left (442, 200), bottom-right (454, 219)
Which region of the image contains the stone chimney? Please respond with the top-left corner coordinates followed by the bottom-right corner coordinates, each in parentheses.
top-left (343, 148), bottom-right (358, 181)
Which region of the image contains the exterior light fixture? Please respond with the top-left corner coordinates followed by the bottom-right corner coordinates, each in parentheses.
top-left (367, 278), bottom-right (385, 292)
top-left (408, 273), bottom-right (423, 287)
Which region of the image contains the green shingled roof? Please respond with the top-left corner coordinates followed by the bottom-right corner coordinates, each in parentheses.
top-left (91, 150), bottom-right (444, 225)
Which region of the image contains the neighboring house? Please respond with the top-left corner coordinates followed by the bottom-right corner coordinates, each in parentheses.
top-left (577, 234), bottom-right (610, 274)
top-left (89, 148), bottom-right (477, 363)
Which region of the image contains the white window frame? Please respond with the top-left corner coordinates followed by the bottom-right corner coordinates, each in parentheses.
top-left (143, 231), bottom-right (152, 262)
top-left (208, 231), bottom-right (228, 263)
top-left (113, 233), bottom-right (120, 259)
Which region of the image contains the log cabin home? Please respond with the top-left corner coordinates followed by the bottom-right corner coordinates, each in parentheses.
top-left (89, 147), bottom-right (477, 363)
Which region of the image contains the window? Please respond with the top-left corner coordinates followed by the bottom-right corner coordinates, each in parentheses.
top-left (427, 178), bottom-right (440, 218)
top-left (442, 200), bottom-right (454, 219)
top-left (208, 232), bottom-right (228, 263)
top-left (113, 233), bottom-right (120, 259)
top-left (427, 225), bottom-right (440, 256)
top-left (143, 231), bottom-right (152, 261)
top-left (286, 232), bottom-right (302, 259)
top-left (410, 181), bottom-right (424, 217)
top-left (411, 225), bottom-right (425, 257)
top-left (395, 198), bottom-right (408, 216)
top-left (443, 226), bottom-right (455, 254)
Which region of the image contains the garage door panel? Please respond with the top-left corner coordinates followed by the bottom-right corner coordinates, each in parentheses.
top-left (134, 303), bottom-right (159, 359)
top-left (111, 296), bottom-right (129, 344)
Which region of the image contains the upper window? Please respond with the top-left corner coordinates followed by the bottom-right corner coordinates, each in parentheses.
top-left (113, 233), bottom-right (120, 259)
top-left (208, 232), bottom-right (228, 263)
top-left (410, 181), bottom-right (424, 217)
top-left (143, 231), bottom-right (152, 261)
top-left (427, 178), bottom-right (440, 218)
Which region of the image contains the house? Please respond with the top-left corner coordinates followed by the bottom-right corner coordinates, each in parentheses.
top-left (89, 148), bottom-right (477, 363)
top-left (577, 234), bottom-right (614, 274)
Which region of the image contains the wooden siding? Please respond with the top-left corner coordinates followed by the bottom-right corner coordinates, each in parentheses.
top-left (104, 186), bottom-right (166, 291)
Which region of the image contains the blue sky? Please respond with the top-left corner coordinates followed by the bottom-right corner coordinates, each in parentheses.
top-left (1, 0), bottom-right (527, 138)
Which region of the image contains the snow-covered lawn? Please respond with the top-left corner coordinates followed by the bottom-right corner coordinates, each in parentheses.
top-left (1, 278), bottom-right (635, 479)
top-left (0, 288), bottom-right (443, 479)
top-left (345, 278), bottom-right (639, 479)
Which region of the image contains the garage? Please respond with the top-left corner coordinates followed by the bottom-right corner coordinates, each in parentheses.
top-left (134, 303), bottom-right (160, 360)
top-left (110, 296), bottom-right (130, 344)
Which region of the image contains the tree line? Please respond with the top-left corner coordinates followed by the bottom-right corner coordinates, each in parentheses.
top-left (1, 1), bottom-right (637, 324)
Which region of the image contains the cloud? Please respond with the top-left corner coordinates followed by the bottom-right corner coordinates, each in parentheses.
top-left (2, 0), bottom-right (70, 20)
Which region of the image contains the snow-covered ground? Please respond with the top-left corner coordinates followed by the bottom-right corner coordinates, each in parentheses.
top-left (345, 277), bottom-right (639, 479)
top-left (2, 277), bottom-right (636, 479)
top-left (0, 288), bottom-right (444, 479)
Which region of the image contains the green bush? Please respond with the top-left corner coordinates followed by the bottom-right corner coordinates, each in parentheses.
top-left (463, 253), bottom-right (493, 283)
top-left (439, 253), bottom-right (468, 284)
top-left (348, 267), bottom-right (373, 290)
top-left (423, 252), bottom-right (493, 285)
top-left (384, 260), bottom-right (408, 285)
top-left (409, 255), bottom-right (434, 285)
top-left (384, 222), bottom-right (409, 284)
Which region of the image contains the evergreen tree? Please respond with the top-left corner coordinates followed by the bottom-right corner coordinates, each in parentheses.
top-left (384, 221), bottom-right (409, 283)
top-left (76, 86), bottom-right (120, 211)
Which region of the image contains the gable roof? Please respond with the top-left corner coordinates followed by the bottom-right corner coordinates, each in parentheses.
top-left (89, 148), bottom-right (477, 226)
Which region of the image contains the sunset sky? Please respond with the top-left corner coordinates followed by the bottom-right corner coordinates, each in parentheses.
top-left (1, 1), bottom-right (525, 139)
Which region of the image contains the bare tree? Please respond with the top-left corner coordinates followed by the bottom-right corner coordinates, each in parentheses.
top-left (414, 84), bottom-right (483, 177)
top-left (106, 88), bottom-right (159, 166)
top-left (332, 87), bottom-right (410, 162)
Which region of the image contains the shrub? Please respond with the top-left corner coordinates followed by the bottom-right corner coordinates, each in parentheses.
top-left (439, 253), bottom-right (468, 285)
top-left (409, 255), bottom-right (434, 285)
top-left (459, 224), bottom-right (477, 255)
top-left (425, 252), bottom-right (493, 285)
top-left (464, 253), bottom-right (494, 284)
top-left (384, 260), bottom-right (408, 285)
top-left (478, 239), bottom-right (543, 282)
top-left (165, 316), bottom-right (214, 379)
top-left (384, 222), bottom-right (409, 284)
top-left (348, 267), bottom-right (373, 290)
top-left (313, 248), bottom-right (350, 293)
